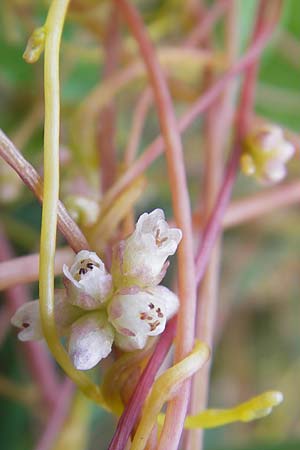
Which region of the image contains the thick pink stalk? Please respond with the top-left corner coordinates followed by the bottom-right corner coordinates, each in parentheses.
top-left (34, 378), bottom-right (74, 450)
top-left (108, 319), bottom-right (176, 450)
top-left (0, 229), bottom-right (59, 411)
top-left (114, 1), bottom-right (197, 448)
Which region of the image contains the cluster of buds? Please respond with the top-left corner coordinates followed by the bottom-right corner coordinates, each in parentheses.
top-left (240, 124), bottom-right (295, 184)
top-left (11, 209), bottom-right (181, 370)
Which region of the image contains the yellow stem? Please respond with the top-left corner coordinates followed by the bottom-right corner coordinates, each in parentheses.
top-left (39, 0), bottom-right (103, 404)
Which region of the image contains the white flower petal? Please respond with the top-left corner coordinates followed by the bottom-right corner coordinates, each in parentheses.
top-left (63, 250), bottom-right (112, 310)
top-left (68, 311), bottom-right (114, 370)
top-left (114, 332), bottom-right (148, 351)
top-left (264, 159), bottom-right (286, 183)
top-left (150, 285), bottom-right (179, 320)
top-left (276, 141), bottom-right (295, 162)
top-left (11, 301), bottom-right (42, 341)
top-left (10, 290), bottom-right (82, 341)
top-left (108, 287), bottom-right (174, 342)
top-left (112, 209), bottom-right (182, 288)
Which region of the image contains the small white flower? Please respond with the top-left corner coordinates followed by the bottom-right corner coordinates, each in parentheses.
top-left (108, 285), bottom-right (179, 350)
top-left (241, 125), bottom-right (295, 184)
top-left (11, 301), bottom-right (43, 341)
top-left (68, 311), bottom-right (114, 370)
top-left (112, 209), bottom-right (182, 288)
top-left (10, 290), bottom-right (82, 341)
top-left (63, 250), bottom-right (112, 310)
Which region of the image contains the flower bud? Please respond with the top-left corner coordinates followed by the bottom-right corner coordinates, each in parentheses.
top-left (68, 311), bottom-right (114, 370)
top-left (112, 209), bottom-right (182, 288)
top-left (63, 250), bottom-right (112, 310)
top-left (241, 125), bottom-right (295, 184)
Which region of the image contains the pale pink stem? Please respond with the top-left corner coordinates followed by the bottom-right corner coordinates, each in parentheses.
top-left (194, 1), bottom-right (280, 285)
top-left (107, 11), bottom-right (276, 450)
top-left (98, 6), bottom-right (120, 193)
top-left (0, 129), bottom-right (89, 252)
top-left (101, 28), bottom-right (277, 212)
top-left (187, 5), bottom-right (238, 449)
top-left (34, 379), bottom-right (75, 450)
top-left (108, 318), bottom-right (176, 450)
top-left (0, 229), bottom-right (59, 411)
top-left (222, 180), bottom-right (300, 228)
top-left (0, 247), bottom-right (73, 291)
top-left (114, 2), bottom-right (197, 448)
top-left (184, 0), bottom-right (232, 48)
top-left (124, 89), bottom-right (152, 166)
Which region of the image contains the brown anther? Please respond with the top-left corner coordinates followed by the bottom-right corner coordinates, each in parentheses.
top-left (155, 228), bottom-right (168, 247)
top-left (156, 308), bottom-right (163, 318)
top-left (22, 322), bottom-right (30, 328)
top-left (79, 268), bottom-right (87, 275)
top-left (86, 263), bottom-right (94, 269)
top-left (140, 312), bottom-right (148, 320)
top-left (149, 320), bottom-right (160, 332)
top-left (148, 303), bottom-right (155, 309)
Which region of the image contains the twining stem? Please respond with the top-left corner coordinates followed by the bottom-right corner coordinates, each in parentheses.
top-left (108, 9), bottom-right (278, 450)
top-left (0, 129), bottom-right (89, 252)
top-left (187, 4), bottom-right (238, 449)
top-left (194, 0), bottom-right (281, 284)
top-left (100, 28), bottom-right (276, 214)
top-left (39, 0), bottom-right (102, 403)
top-left (2, 177), bottom-right (300, 292)
top-left (184, 0), bottom-right (232, 48)
top-left (114, 2), bottom-right (197, 448)
top-left (108, 319), bottom-right (176, 450)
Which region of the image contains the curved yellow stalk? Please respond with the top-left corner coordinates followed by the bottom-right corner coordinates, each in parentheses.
top-left (38, 0), bottom-right (103, 404)
top-left (131, 341), bottom-right (210, 450)
top-left (158, 391), bottom-right (283, 429)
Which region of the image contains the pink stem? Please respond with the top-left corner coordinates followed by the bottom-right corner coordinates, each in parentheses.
top-left (0, 229), bottom-right (60, 411)
top-left (195, 0), bottom-right (280, 284)
top-left (114, 2), bottom-right (197, 447)
top-left (124, 89), bottom-right (152, 166)
top-left (108, 319), bottom-right (176, 450)
top-left (107, 7), bottom-right (278, 450)
top-left (187, 5), bottom-right (238, 449)
top-left (98, 6), bottom-right (120, 193)
top-left (34, 378), bottom-right (75, 450)
top-left (184, 0), bottom-right (232, 48)
top-left (222, 180), bottom-right (300, 228)
top-left (0, 129), bottom-right (89, 252)
top-left (0, 247), bottom-right (73, 291)
top-left (102, 27), bottom-right (277, 212)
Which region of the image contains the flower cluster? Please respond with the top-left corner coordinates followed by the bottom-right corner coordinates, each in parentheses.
top-left (240, 124), bottom-right (295, 184)
top-left (11, 209), bottom-right (182, 370)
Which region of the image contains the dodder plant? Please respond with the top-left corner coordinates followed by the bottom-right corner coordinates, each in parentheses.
top-left (0, 0), bottom-right (298, 449)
